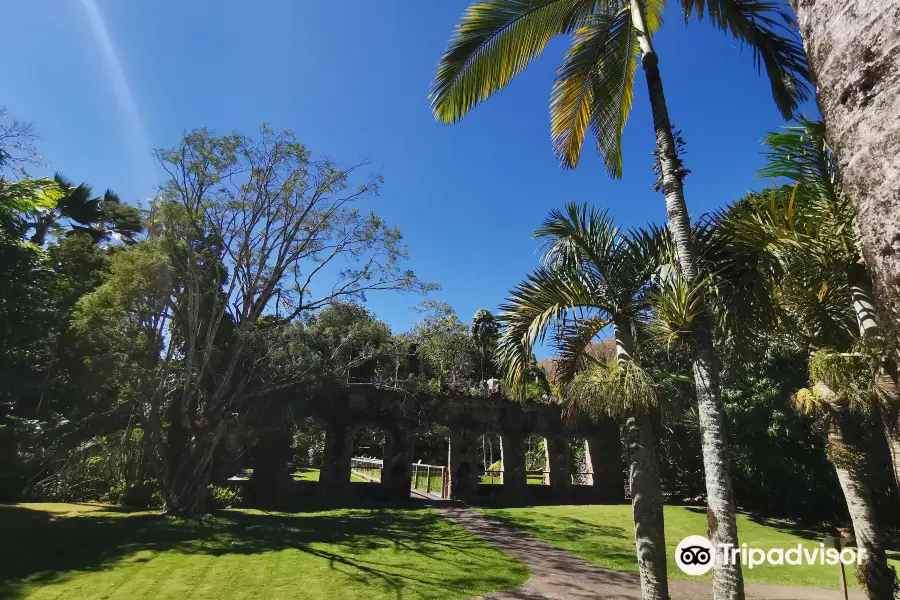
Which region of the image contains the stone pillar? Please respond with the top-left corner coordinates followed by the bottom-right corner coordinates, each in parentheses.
top-left (498, 435), bottom-right (504, 484)
top-left (500, 432), bottom-right (528, 502)
top-left (587, 416), bottom-right (625, 502)
top-left (448, 431), bottom-right (479, 499)
top-left (582, 439), bottom-right (595, 485)
top-left (545, 435), bottom-right (571, 495)
top-left (383, 426), bottom-right (415, 501)
top-left (320, 423), bottom-right (354, 500)
top-left (542, 437), bottom-right (551, 485)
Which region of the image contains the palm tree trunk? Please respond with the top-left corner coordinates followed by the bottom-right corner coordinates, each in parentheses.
top-left (848, 270), bottom-right (900, 497)
top-left (875, 366), bottom-right (900, 496)
top-left (630, 3), bottom-right (744, 598)
top-left (823, 398), bottom-right (897, 600)
top-left (625, 409), bottom-right (670, 600)
top-left (791, 0), bottom-right (900, 348)
top-left (614, 319), bottom-right (669, 600)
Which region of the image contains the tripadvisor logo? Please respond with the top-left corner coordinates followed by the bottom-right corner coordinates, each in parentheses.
top-left (675, 535), bottom-right (867, 576)
top-left (676, 535), bottom-right (715, 575)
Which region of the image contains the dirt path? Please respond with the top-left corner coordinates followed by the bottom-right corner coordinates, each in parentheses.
top-left (432, 504), bottom-right (864, 600)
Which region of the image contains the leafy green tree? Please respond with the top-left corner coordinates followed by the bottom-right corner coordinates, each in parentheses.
top-left (303, 302), bottom-right (395, 382)
top-left (429, 5), bottom-right (811, 594)
top-left (412, 301), bottom-right (477, 391)
top-left (498, 204), bottom-right (669, 600)
top-left (76, 125), bottom-right (432, 515)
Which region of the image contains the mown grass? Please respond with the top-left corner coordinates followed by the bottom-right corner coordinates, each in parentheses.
top-left (478, 504), bottom-right (900, 589)
top-left (291, 468), bottom-right (367, 483)
top-left (0, 503), bottom-right (528, 600)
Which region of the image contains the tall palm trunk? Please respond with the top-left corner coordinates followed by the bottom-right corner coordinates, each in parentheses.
top-left (849, 271), bottom-right (900, 497)
top-left (626, 410), bottom-right (670, 600)
top-left (819, 391), bottom-right (897, 600)
top-left (631, 3), bottom-right (744, 598)
top-left (614, 320), bottom-right (670, 600)
top-left (791, 0), bottom-right (900, 347)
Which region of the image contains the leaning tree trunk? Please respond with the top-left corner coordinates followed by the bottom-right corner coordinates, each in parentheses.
top-left (823, 399), bottom-right (897, 600)
top-left (792, 0), bottom-right (900, 345)
top-left (163, 425), bottom-right (225, 515)
top-left (631, 3), bottom-right (744, 598)
top-left (626, 409), bottom-right (671, 600)
top-left (613, 319), bottom-right (670, 600)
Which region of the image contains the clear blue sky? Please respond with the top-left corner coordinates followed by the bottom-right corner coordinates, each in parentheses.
top-left (0, 1), bottom-right (816, 353)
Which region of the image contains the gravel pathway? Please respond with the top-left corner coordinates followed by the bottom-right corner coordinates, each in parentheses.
top-left (432, 504), bottom-right (864, 600)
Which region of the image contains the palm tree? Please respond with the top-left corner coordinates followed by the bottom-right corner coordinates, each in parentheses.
top-left (430, 4), bottom-right (810, 596)
top-left (733, 119), bottom-right (900, 493)
top-left (790, 0), bottom-right (900, 352)
top-left (26, 173), bottom-right (142, 246)
top-left (498, 203), bottom-right (670, 600)
top-left (727, 122), bottom-right (900, 599)
top-left (472, 308), bottom-right (500, 392)
top-left (792, 355), bottom-right (897, 600)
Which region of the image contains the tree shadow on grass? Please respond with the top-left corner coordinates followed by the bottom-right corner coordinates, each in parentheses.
top-left (480, 511), bottom-right (636, 568)
top-left (0, 504), bottom-right (525, 600)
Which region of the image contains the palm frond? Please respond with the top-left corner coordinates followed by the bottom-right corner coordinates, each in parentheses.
top-left (550, 7), bottom-right (637, 175)
top-left (496, 265), bottom-right (601, 389)
top-left (552, 314), bottom-right (612, 385)
top-left (535, 202), bottom-right (621, 275)
top-left (647, 270), bottom-right (707, 347)
top-left (564, 360), bottom-right (657, 420)
top-left (430, 0), bottom-right (591, 124)
top-left (682, 0), bottom-right (811, 119)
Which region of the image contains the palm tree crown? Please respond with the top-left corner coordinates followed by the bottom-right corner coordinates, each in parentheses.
top-left (430, 0), bottom-right (810, 176)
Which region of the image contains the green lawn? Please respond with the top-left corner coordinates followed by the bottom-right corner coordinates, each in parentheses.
top-left (479, 473), bottom-right (545, 485)
top-left (291, 468), bottom-right (367, 483)
top-left (412, 471), bottom-right (444, 495)
top-left (478, 504), bottom-right (900, 589)
top-left (0, 503), bottom-right (528, 600)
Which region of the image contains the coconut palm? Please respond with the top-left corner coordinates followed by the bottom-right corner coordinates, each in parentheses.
top-left (789, 0), bottom-right (900, 351)
top-left (497, 203), bottom-right (670, 600)
top-left (430, 5), bottom-right (810, 595)
top-left (727, 121), bottom-right (900, 599)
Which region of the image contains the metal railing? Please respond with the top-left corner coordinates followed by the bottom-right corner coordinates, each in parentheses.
top-left (412, 462), bottom-right (447, 498)
top-left (351, 457), bottom-right (383, 482)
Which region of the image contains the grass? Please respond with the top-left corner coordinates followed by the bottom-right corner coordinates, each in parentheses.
top-left (291, 468), bottom-right (367, 483)
top-left (478, 474), bottom-right (545, 485)
top-left (477, 504), bottom-right (900, 589)
top-left (411, 471), bottom-right (444, 495)
top-left (0, 503), bottom-right (528, 600)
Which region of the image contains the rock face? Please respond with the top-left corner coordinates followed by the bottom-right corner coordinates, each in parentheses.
top-left (792, 0), bottom-right (900, 340)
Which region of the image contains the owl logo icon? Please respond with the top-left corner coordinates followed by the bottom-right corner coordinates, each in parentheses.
top-left (675, 535), bottom-right (715, 575)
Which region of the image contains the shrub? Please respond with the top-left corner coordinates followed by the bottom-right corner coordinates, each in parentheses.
top-left (208, 484), bottom-right (242, 509)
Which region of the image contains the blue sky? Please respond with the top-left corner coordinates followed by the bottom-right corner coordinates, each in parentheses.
top-left (0, 1), bottom-right (816, 353)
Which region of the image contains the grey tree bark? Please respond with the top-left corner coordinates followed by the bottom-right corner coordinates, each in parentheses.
top-left (849, 273), bottom-right (900, 497)
top-left (792, 0), bottom-right (900, 345)
top-left (821, 395), bottom-right (897, 599)
top-left (614, 319), bottom-right (670, 600)
top-left (625, 410), bottom-right (670, 600)
top-left (631, 3), bottom-right (744, 598)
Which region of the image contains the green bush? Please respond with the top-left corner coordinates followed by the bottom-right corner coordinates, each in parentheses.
top-left (208, 484), bottom-right (242, 509)
top-left (106, 480), bottom-right (158, 507)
